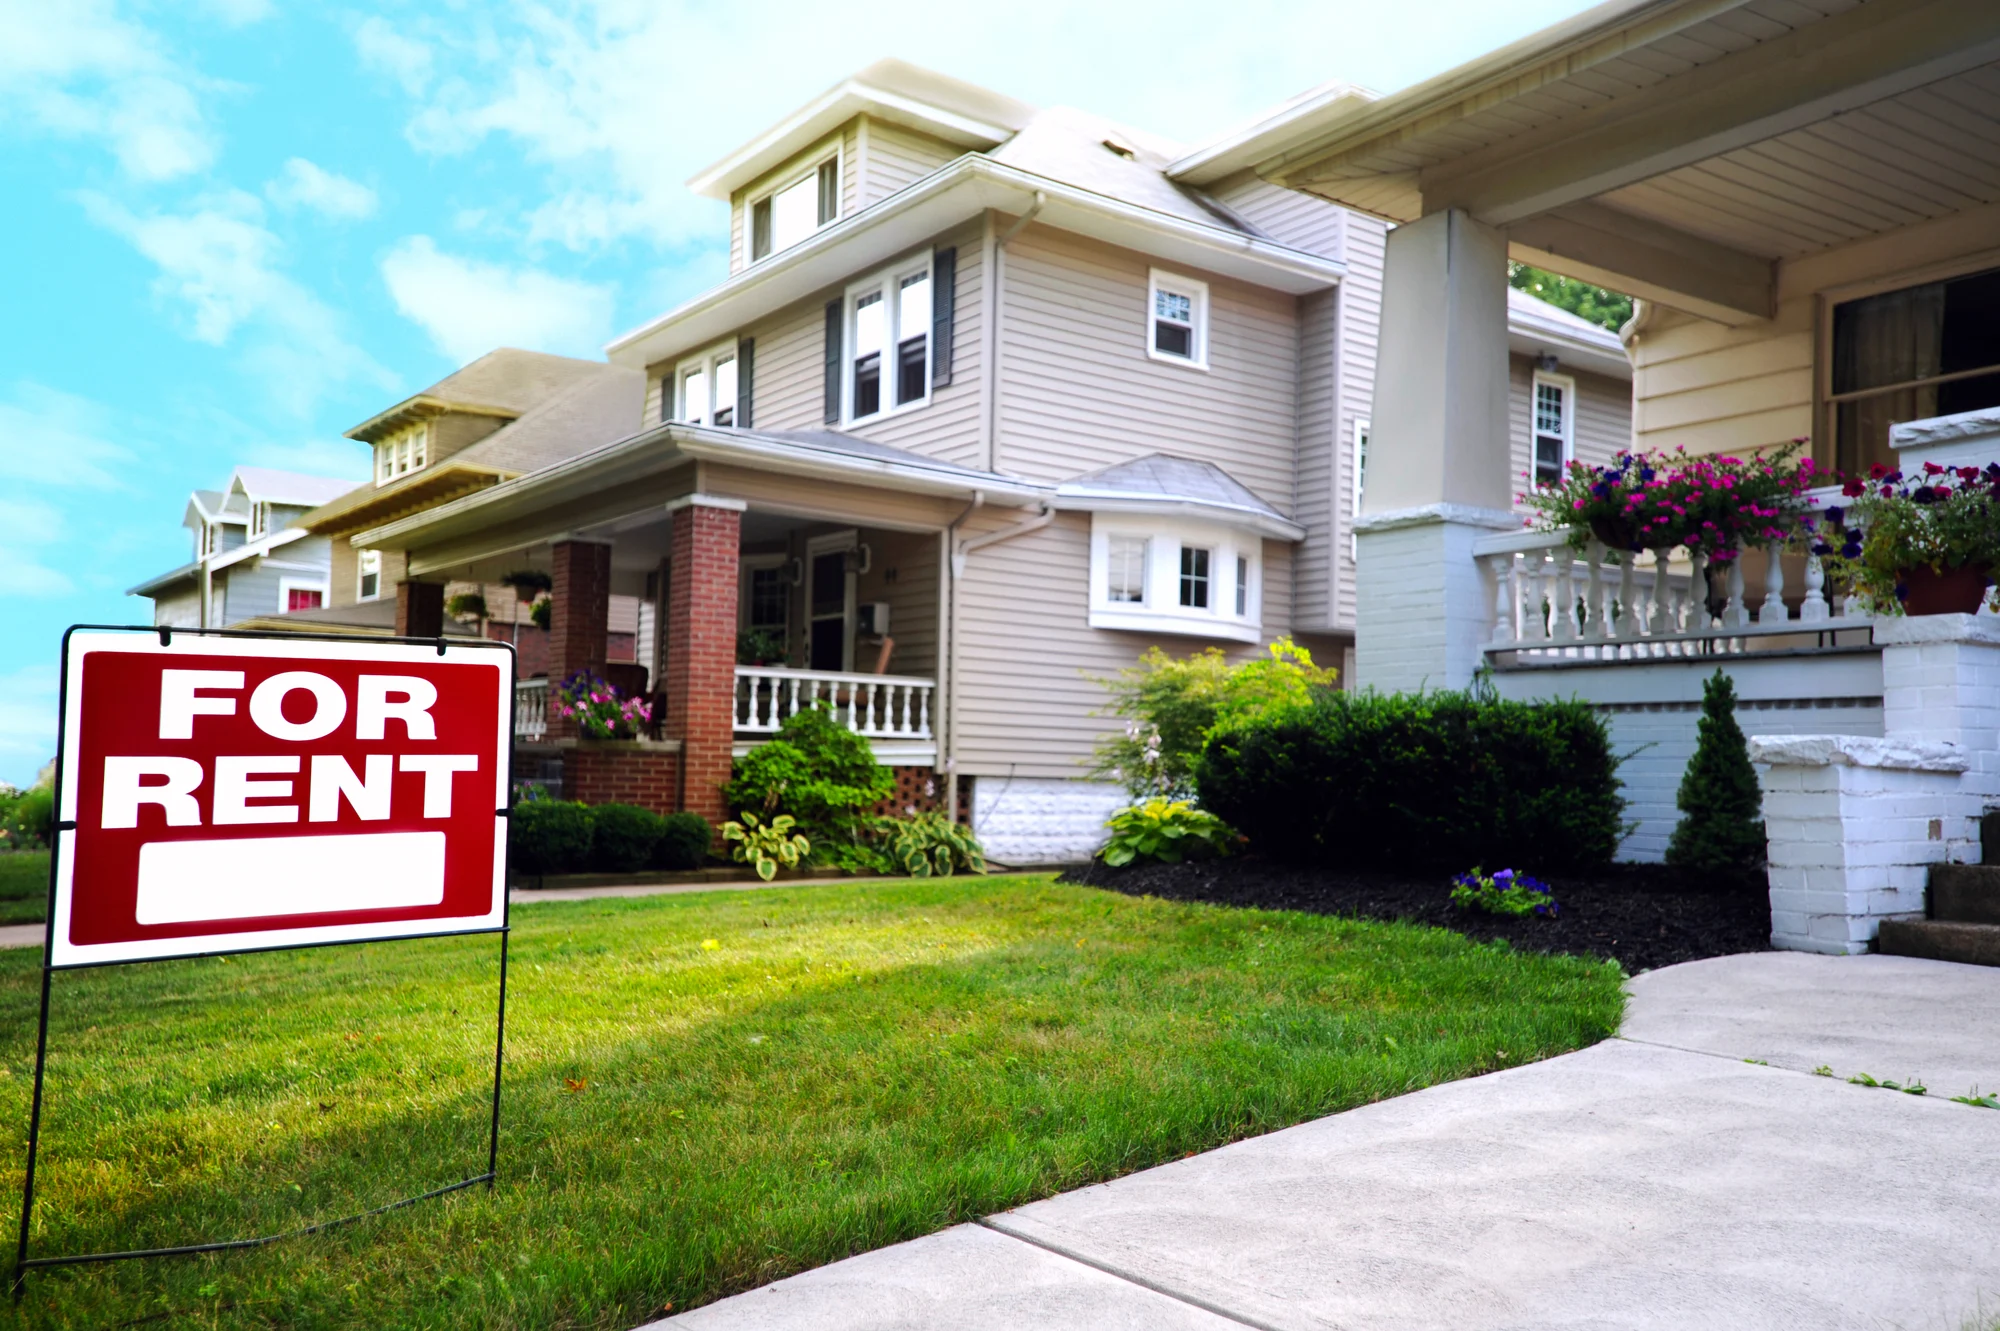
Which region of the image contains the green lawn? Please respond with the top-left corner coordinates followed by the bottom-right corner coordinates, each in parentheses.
top-left (0, 852), bottom-right (48, 926)
top-left (0, 874), bottom-right (1624, 1329)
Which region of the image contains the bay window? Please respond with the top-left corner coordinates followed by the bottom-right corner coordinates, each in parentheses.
top-left (1088, 516), bottom-right (1262, 643)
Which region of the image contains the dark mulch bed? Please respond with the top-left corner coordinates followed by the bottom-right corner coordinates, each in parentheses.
top-left (1059, 858), bottom-right (1770, 974)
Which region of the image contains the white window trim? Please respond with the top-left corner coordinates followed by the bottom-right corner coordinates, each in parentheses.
top-left (374, 422), bottom-right (429, 487)
top-left (674, 339), bottom-right (742, 426)
top-left (1088, 514), bottom-right (1261, 644)
top-left (805, 530), bottom-right (859, 672)
top-left (356, 548), bottom-right (383, 603)
top-left (1350, 417), bottom-right (1370, 562)
top-left (248, 501), bottom-right (267, 539)
top-left (1146, 268), bottom-right (1209, 371)
top-left (745, 138), bottom-right (843, 266)
top-left (841, 255), bottom-right (934, 426)
top-left (277, 576), bottom-right (329, 615)
top-left (1531, 370), bottom-right (1576, 484)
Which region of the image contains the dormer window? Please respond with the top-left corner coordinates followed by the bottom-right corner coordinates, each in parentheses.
top-left (249, 501), bottom-right (268, 539)
top-left (750, 157), bottom-right (839, 263)
top-left (674, 342), bottom-right (741, 426)
top-left (374, 422), bottom-right (428, 485)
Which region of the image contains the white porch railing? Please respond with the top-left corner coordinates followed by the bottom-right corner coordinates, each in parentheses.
top-left (1473, 512), bottom-right (1872, 664)
top-left (735, 666), bottom-right (934, 739)
top-left (514, 678), bottom-right (548, 739)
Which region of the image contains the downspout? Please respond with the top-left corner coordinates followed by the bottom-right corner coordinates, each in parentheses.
top-left (940, 490), bottom-right (985, 823)
top-left (983, 190), bottom-right (1044, 474)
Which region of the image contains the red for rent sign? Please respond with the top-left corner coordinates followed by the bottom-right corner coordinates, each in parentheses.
top-left (52, 631), bottom-right (513, 967)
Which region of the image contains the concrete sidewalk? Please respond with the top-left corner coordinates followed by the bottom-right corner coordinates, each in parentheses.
top-left (654, 952), bottom-right (2000, 1331)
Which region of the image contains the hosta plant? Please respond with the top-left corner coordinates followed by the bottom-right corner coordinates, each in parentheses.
top-left (721, 812), bottom-right (810, 881)
top-left (1449, 867), bottom-right (1559, 918)
top-left (881, 811), bottom-right (986, 877)
top-left (1099, 800), bottom-right (1235, 867)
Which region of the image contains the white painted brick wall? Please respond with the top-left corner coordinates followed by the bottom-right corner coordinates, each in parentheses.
top-left (971, 777), bottom-right (1127, 866)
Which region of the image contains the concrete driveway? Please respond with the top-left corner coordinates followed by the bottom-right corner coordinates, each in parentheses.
top-left (654, 952), bottom-right (2000, 1331)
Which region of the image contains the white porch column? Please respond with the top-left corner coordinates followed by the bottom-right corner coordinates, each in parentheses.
top-left (1354, 209), bottom-right (1516, 692)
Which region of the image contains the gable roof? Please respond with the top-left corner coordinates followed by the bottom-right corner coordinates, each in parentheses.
top-left (344, 348), bottom-right (613, 443)
top-left (226, 467), bottom-right (361, 508)
top-left (987, 107), bottom-right (1259, 236)
top-left (1055, 453), bottom-right (1305, 540)
top-left (688, 58), bottom-right (1036, 201)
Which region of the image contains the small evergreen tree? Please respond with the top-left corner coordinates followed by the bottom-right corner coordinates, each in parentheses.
top-left (1665, 670), bottom-right (1765, 875)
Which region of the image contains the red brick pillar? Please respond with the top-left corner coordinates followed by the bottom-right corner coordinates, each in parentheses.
top-left (663, 499), bottom-right (742, 822)
top-left (395, 580), bottom-right (444, 638)
top-left (548, 540), bottom-right (611, 739)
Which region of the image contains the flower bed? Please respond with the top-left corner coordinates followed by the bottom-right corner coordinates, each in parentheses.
top-left (1063, 858), bottom-right (1770, 973)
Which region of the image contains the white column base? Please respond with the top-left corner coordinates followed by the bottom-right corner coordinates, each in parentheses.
top-left (1353, 504), bottom-right (1517, 694)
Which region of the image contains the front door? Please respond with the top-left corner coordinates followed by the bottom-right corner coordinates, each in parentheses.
top-left (809, 549), bottom-right (851, 671)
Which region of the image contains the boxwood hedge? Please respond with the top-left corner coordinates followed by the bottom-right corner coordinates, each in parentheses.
top-left (1195, 690), bottom-right (1625, 872)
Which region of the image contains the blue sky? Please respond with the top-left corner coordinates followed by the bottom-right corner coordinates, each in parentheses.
top-left (0, 0), bottom-right (1599, 786)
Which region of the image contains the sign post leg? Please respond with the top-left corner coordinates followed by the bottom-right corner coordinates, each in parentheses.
top-left (486, 929), bottom-right (509, 1185)
top-left (12, 963), bottom-right (55, 1301)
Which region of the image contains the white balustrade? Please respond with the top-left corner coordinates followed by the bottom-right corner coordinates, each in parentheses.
top-left (734, 666), bottom-right (935, 740)
top-left (514, 678), bottom-right (548, 740)
top-left (1472, 521), bottom-right (1874, 667)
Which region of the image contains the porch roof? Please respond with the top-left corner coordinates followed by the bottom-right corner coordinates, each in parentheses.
top-left (349, 421), bottom-right (1052, 557)
top-left (1210, 0), bottom-right (2000, 325)
top-left (1054, 453), bottom-right (1307, 541)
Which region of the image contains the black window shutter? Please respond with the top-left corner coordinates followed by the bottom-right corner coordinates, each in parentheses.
top-left (931, 247), bottom-right (957, 389)
top-left (817, 159), bottom-right (839, 226)
top-left (823, 300), bottom-right (843, 424)
top-left (751, 199), bottom-right (772, 261)
top-left (660, 373), bottom-right (673, 423)
top-left (737, 338), bottom-right (755, 429)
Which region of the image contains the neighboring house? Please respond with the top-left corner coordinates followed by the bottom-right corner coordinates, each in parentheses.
top-left (345, 59), bottom-right (1631, 861)
top-left (288, 347), bottom-right (645, 658)
top-left (129, 467), bottom-right (361, 630)
top-left (1202, 0), bottom-right (2000, 908)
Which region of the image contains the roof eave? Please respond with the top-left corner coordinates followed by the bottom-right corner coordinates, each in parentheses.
top-left (1053, 490), bottom-right (1307, 541)
top-left (344, 395), bottom-right (520, 444)
top-left (127, 562), bottom-right (201, 597)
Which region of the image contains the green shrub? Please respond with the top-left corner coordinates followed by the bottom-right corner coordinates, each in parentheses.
top-left (1099, 800), bottom-right (1236, 867)
top-left (1665, 670), bottom-right (1766, 875)
top-left (1, 784), bottom-right (54, 851)
top-left (654, 812), bottom-right (714, 870)
top-left (880, 811), bottom-right (985, 877)
top-left (509, 800), bottom-right (595, 875)
top-left (590, 803), bottom-right (666, 873)
top-left (724, 705), bottom-right (893, 853)
top-left (721, 813), bottom-right (809, 881)
top-left (1091, 638), bottom-right (1339, 800)
top-left (1197, 690), bottom-right (1625, 872)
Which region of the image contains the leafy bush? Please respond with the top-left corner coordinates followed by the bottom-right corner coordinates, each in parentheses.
top-left (722, 813), bottom-right (810, 881)
top-left (0, 783), bottom-right (54, 851)
top-left (590, 803), bottom-right (666, 873)
top-left (1091, 638), bottom-right (1338, 800)
top-left (1665, 670), bottom-right (1765, 876)
top-left (510, 800), bottom-right (596, 875)
top-left (724, 705), bottom-right (893, 850)
top-left (1197, 690), bottom-right (1625, 872)
top-left (1450, 867), bottom-right (1559, 917)
top-left (654, 812), bottom-right (714, 870)
top-left (880, 812), bottom-right (985, 877)
top-left (1099, 800), bottom-right (1236, 867)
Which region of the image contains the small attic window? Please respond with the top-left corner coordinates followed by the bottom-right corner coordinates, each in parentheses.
top-left (1100, 138), bottom-right (1136, 160)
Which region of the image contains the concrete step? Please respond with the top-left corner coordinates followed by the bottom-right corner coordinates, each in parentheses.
top-left (1931, 864), bottom-right (2000, 925)
top-left (1877, 919), bottom-right (2000, 968)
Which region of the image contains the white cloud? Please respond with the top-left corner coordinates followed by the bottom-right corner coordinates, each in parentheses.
top-left (0, 381), bottom-right (132, 490)
top-left (354, 15), bottom-right (433, 96)
top-left (0, 664), bottom-right (59, 789)
top-left (81, 191), bottom-right (392, 414)
top-left (266, 157), bottom-right (378, 220)
top-left (0, 0), bottom-right (216, 180)
top-left (380, 236), bottom-right (617, 363)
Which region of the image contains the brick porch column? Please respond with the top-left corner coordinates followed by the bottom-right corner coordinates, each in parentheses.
top-left (547, 540), bottom-right (611, 740)
top-left (663, 497), bottom-right (743, 823)
top-left (395, 580), bottom-right (444, 638)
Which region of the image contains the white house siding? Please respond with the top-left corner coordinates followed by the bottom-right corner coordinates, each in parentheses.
top-left (152, 586), bottom-right (200, 629)
top-left (1507, 355), bottom-right (1633, 508)
top-left (1209, 171), bottom-right (1347, 257)
top-left (1292, 287), bottom-right (1340, 630)
top-left (950, 509), bottom-right (1295, 782)
top-left (993, 224), bottom-right (1301, 508)
top-left (856, 118), bottom-right (960, 207)
top-left (1334, 217), bottom-right (1386, 631)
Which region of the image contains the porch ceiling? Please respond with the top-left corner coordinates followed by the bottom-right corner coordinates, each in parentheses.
top-left (1233, 0), bottom-right (2000, 324)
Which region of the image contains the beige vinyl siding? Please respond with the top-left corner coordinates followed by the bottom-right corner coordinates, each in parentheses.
top-left (950, 512), bottom-right (1295, 778)
top-left (697, 462), bottom-right (966, 534)
top-left (1508, 355), bottom-right (1633, 510)
top-left (856, 118), bottom-right (959, 207)
top-left (644, 373), bottom-right (666, 427)
top-left (1208, 170), bottom-right (1347, 259)
top-left (1292, 287), bottom-right (1339, 630)
top-left (329, 540), bottom-right (405, 609)
top-left (1331, 213), bottom-right (1386, 632)
top-left (151, 586), bottom-right (200, 629)
top-left (1629, 302), bottom-right (1813, 458)
top-left (857, 528), bottom-right (939, 678)
top-left (717, 218), bottom-right (987, 470)
top-left (994, 224), bottom-right (1300, 507)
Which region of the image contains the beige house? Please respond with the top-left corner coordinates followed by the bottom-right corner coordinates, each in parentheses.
top-left (349, 60), bottom-right (1630, 861)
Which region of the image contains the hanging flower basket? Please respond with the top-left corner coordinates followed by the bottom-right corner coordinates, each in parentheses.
top-left (1899, 564), bottom-right (1994, 616)
top-left (1587, 515), bottom-right (1640, 551)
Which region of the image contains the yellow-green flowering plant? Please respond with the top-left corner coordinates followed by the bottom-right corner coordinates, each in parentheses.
top-left (721, 812), bottom-right (810, 881)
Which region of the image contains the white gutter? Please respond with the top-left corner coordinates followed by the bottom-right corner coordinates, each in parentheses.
top-left (605, 154), bottom-right (1345, 370)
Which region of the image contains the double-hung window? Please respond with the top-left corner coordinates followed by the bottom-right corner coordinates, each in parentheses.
top-left (675, 343), bottom-right (740, 426)
top-left (750, 156), bottom-right (839, 263)
top-left (1531, 372), bottom-right (1574, 487)
top-left (1148, 269), bottom-right (1208, 368)
top-left (374, 424), bottom-right (427, 485)
top-left (1179, 546), bottom-right (1211, 608)
top-left (846, 261), bottom-right (931, 422)
top-left (249, 502), bottom-right (268, 539)
top-left (357, 549), bottom-right (381, 601)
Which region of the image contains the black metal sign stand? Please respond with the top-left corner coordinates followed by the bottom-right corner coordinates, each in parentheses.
top-left (10, 625), bottom-right (515, 1299)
